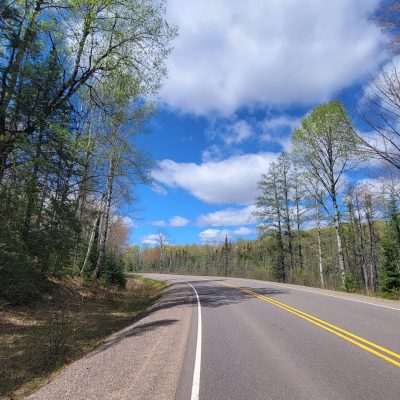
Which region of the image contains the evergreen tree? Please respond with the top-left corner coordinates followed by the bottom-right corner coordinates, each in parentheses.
top-left (379, 195), bottom-right (400, 294)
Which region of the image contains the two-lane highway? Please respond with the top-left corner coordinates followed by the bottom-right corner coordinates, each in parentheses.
top-left (28, 273), bottom-right (400, 400)
top-left (147, 274), bottom-right (400, 400)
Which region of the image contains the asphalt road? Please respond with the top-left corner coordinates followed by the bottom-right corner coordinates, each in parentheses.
top-left (28, 274), bottom-right (400, 400)
top-left (146, 274), bottom-right (400, 400)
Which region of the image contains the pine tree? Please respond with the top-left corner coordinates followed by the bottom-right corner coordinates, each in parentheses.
top-left (379, 195), bottom-right (400, 294)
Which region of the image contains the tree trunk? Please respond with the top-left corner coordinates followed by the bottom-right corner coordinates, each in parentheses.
top-left (93, 155), bottom-right (116, 278)
top-left (354, 193), bottom-right (369, 294)
top-left (332, 193), bottom-right (346, 286)
top-left (365, 211), bottom-right (378, 292)
top-left (316, 202), bottom-right (325, 288)
top-left (282, 172), bottom-right (294, 272)
top-left (81, 212), bottom-right (101, 276)
top-left (295, 193), bottom-right (303, 270)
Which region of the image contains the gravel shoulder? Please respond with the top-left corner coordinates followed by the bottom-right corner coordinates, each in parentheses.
top-left (28, 282), bottom-right (194, 400)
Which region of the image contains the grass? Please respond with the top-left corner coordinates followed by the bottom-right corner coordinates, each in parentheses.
top-left (0, 275), bottom-right (166, 400)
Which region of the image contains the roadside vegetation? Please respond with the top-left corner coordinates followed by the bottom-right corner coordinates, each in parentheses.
top-left (0, 275), bottom-right (166, 399)
top-left (0, 1), bottom-right (174, 396)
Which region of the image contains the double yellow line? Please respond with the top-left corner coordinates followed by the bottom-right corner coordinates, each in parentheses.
top-left (222, 282), bottom-right (400, 368)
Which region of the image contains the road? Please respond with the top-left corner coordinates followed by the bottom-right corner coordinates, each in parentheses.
top-left (29, 274), bottom-right (400, 400)
top-left (150, 274), bottom-right (400, 400)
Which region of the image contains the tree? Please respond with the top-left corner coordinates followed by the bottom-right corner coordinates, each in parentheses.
top-left (278, 152), bottom-right (295, 272)
top-left (303, 173), bottom-right (328, 289)
top-left (222, 234), bottom-right (231, 276)
top-left (356, 1), bottom-right (400, 170)
top-left (293, 101), bottom-right (359, 287)
top-left (0, 0), bottom-right (176, 181)
top-left (0, 0), bottom-right (176, 294)
top-left (255, 162), bottom-right (286, 281)
top-left (379, 193), bottom-right (400, 294)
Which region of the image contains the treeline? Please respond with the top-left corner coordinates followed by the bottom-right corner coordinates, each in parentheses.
top-left (132, 68), bottom-right (400, 297)
top-left (0, 0), bottom-right (175, 303)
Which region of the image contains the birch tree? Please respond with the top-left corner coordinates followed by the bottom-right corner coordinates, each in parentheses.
top-left (293, 101), bottom-right (359, 287)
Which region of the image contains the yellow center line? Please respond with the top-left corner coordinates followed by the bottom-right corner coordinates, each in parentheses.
top-left (222, 282), bottom-right (400, 369)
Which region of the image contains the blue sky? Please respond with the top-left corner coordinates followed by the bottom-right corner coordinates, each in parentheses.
top-left (120, 0), bottom-right (396, 246)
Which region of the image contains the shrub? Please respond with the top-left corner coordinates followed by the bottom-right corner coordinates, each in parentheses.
top-left (0, 244), bottom-right (48, 305)
top-left (103, 254), bottom-right (127, 288)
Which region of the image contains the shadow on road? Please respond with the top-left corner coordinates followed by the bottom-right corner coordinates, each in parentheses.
top-left (150, 280), bottom-right (288, 313)
top-left (89, 281), bottom-right (287, 356)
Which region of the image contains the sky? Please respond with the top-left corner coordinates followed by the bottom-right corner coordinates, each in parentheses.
top-left (121, 0), bottom-right (394, 247)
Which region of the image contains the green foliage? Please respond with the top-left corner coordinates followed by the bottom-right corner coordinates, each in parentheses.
top-left (0, 244), bottom-right (49, 305)
top-left (343, 272), bottom-right (357, 293)
top-left (379, 201), bottom-right (400, 295)
top-left (0, 0), bottom-right (175, 302)
top-left (103, 254), bottom-right (127, 288)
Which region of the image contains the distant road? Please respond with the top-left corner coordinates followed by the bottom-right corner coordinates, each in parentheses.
top-left (146, 273), bottom-right (400, 400)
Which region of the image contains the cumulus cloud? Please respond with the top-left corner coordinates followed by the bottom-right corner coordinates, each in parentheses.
top-left (112, 215), bottom-right (135, 229)
top-left (142, 233), bottom-right (168, 246)
top-left (199, 227), bottom-right (254, 243)
top-left (259, 115), bottom-right (302, 152)
top-left (261, 115), bottom-right (302, 132)
top-left (152, 152), bottom-right (278, 204)
top-left (161, 0), bottom-right (386, 115)
top-left (169, 216), bottom-right (189, 227)
top-left (151, 220), bottom-right (167, 227)
top-left (120, 216), bottom-right (135, 229)
top-left (224, 120), bottom-right (254, 145)
top-left (197, 205), bottom-right (257, 226)
top-left (151, 216), bottom-right (189, 227)
top-left (233, 227), bottom-right (253, 236)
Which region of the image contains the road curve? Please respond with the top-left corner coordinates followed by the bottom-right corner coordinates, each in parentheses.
top-left (27, 274), bottom-right (400, 400)
top-left (147, 273), bottom-right (400, 400)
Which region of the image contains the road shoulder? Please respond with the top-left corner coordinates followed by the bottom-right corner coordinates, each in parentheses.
top-left (28, 282), bottom-right (194, 400)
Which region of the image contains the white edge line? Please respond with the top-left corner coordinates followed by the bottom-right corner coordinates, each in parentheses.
top-left (188, 283), bottom-right (202, 400)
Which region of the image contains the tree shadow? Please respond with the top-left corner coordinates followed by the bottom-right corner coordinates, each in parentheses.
top-left (90, 318), bottom-right (179, 356)
top-left (87, 281), bottom-right (288, 357)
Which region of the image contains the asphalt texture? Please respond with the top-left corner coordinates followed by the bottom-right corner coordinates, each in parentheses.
top-left (29, 274), bottom-right (400, 399)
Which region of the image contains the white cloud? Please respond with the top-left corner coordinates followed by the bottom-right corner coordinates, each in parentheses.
top-left (161, 0), bottom-right (386, 115)
top-left (356, 177), bottom-right (400, 197)
top-left (261, 115), bottom-right (301, 132)
top-left (224, 120), bottom-right (254, 145)
top-left (259, 115), bottom-right (302, 151)
top-left (120, 216), bottom-right (135, 229)
top-left (151, 220), bottom-right (167, 227)
top-left (197, 205), bottom-right (256, 226)
top-left (233, 227), bottom-right (253, 236)
top-left (112, 215), bottom-right (135, 229)
top-left (151, 183), bottom-right (168, 196)
top-left (199, 226), bottom-right (254, 243)
top-left (202, 144), bottom-right (224, 162)
top-left (142, 233), bottom-right (168, 246)
top-left (169, 216), bottom-right (189, 227)
top-left (152, 152), bottom-right (278, 204)
top-left (199, 229), bottom-right (228, 243)
top-left (150, 216), bottom-right (189, 227)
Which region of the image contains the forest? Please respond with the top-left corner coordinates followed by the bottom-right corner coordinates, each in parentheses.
top-left (0, 0), bottom-right (176, 304)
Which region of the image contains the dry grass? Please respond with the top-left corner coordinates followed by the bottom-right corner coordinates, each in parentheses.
top-left (0, 276), bottom-right (166, 400)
